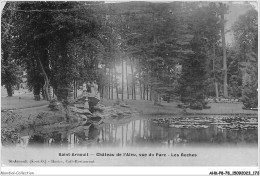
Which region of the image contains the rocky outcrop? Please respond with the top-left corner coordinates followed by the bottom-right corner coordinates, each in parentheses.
top-left (2, 94), bottom-right (137, 146)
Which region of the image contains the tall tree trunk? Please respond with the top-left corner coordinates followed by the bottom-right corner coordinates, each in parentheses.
top-left (152, 75), bottom-right (159, 105)
top-left (73, 80), bottom-right (76, 99)
top-left (75, 80), bottom-right (78, 98)
top-left (104, 66), bottom-right (107, 99)
top-left (146, 83), bottom-right (149, 100)
top-left (134, 81), bottom-right (136, 100)
top-left (111, 66), bottom-right (113, 100)
top-left (6, 84), bottom-right (13, 97)
top-left (126, 124), bottom-right (128, 144)
top-left (108, 67), bottom-right (111, 99)
top-left (153, 89), bottom-right (158, 105)
top-left (38, 57), bottom-right (50, 101)
top-left (138, 58), bottom-right (142, 100)
top-left (149, 85), bottom-right (152, 101)
top-left (133, 59), bottom-right (136, 100)
top-left (121, 58), bottom-right (124, 100)
top-left (108, 124), bottom-right (111, 142)
top-left (114, 126), bottom-right (117, 143)
top-left (132, 121), bottom-right (135, 144)
top-left (139, 81), bottom-right (142, 100)
top-left (114, 62), bottom-right (119, 99)
top-left (101, 85), bottom-right (104, 99)
top-left (131, 59), bottom-right (134, 100)
top-left (33, 83), bottom-right (41, 101)
top-left (213, 43), bottom-right (219, 99)
top-left (131, 78), bottom-right (134, 100)
top-left (41, 87), bottom-right (46, 99)
top-left (139, 120), bottom-right (142, 138)
top-left (126, 60), bottom-right (129, 99)
top-left (130, 59), bottom-right (133, 100)
top-left (221, 3), bottom-right (228, 98)
top-left (121, 126), bottom-right (124, 146)
top-left (143, 83), bottom-right (146, 100)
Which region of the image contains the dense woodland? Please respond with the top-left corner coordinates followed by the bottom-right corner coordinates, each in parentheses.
top-left (1, 1), bottom-right (258, 109)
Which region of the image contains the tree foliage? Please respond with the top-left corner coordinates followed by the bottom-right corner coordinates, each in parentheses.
top-left (178, 2), bottom-right (222, 108)
top-left (1, 1), bottom-right (257, 109)
top-left (1, 2), bottom-right (22, 96)
top-left (232, 8), bottom-right (258, 109)
top-left (4, 2), bottom-right (103, 101)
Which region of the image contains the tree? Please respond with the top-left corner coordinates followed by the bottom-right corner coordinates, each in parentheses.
top-left (1, 2), bottom-right (22, 96)
top-left (179, 2), bottom-right (222, 109)
top-left (232, 8), bottom-right (258, 108)
top-left (240, 52), bottom-right (257, 109)
top-left (1, 60), bottom-right (22, 96)
top-left (226, 45), bottom-right (242, 98)
top-left (7, 1), bottom-right (104, 102)
top-left (112, 2), bottom-right (193, 104)
top-left (220, 3), bottom-right (229, 98)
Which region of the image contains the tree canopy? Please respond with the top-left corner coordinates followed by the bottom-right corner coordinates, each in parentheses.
top-left (1, 2), bottom-right (257, 109)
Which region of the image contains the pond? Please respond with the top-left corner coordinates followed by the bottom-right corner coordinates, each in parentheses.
top-left (16, 115), bottom-right (258, 148)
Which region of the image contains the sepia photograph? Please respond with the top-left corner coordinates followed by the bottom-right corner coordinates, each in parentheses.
top-left (1, 0), bottom-right (258, 175)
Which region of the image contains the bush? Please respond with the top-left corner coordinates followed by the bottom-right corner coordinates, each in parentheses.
top-left (190, 102), bottom-right (203, 110)
top-left (242, 85), bottom-right (258, 109)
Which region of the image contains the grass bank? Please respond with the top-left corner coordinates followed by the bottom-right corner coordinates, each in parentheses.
top-left (102, 99), bottom-right (257, 116)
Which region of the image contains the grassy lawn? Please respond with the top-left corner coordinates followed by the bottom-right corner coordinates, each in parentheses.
top-left (188, 102), bottom-right (257, 115)
top-left (1, 86), bottom-right (257, 117)
top-left (102, 99), bottom-right (257, 115)
top-left (1, 87), bottom-right (49, 110)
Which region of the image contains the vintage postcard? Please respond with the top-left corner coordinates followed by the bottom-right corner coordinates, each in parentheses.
top-left (1, 0), bottom-right (258, 175)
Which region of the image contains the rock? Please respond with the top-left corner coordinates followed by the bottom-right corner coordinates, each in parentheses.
top-left (120, 103), bottom-right (129, 108)
top-left (92, 112), bottom-right (105, 119)
top-left (70, 124), bottom-right (93, 140)
top-left (84, 102), bottom-right (89, 109)
top-left (48, 99), bottom-right (62, 111)
top-left (74, 104), bottom-right (85, 109)
top-left (88, 96), bottom-right (100, 106)
top-left (111, 114), bottom-right (118, 118)
top-left (80, 114), bottom-right (88, 120)
top-left (74, 125), bottom-right (91, 132)
top-left (69, 107), bottom-right (92, 115)
top-left (89, 115), bottom-right (102, 122)
top-left (82, 121), bottom-right (92, 127)
top-left (124, 111), bottom-right (132, 114)
top-left (33, 112), bottom-right (67, 126)
top-left (117, 111), bottom-right (124, 116)
top-left (93, 104), bottom-right (105, 112)
top-left (74, 96), bottom-right (87, 104)
top-left (99, 104), bottom-right (105, 107)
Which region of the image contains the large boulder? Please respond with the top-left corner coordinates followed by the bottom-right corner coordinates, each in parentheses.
top-left (74, 96), bottom-right (87, 104)
top-left (88, 96), bottom-right (100, 106)
top-left (93, 103), bottom-right (106, 112)
top-left (74, 103), bottom-right (85, 109)
top-left (69, 106), bottom-right (92, 115)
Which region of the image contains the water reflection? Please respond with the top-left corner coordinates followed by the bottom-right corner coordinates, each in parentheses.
top-left (17, 117), bottom-right (258, 148)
